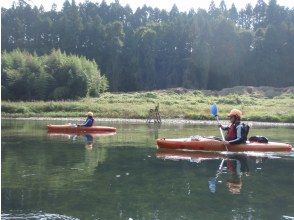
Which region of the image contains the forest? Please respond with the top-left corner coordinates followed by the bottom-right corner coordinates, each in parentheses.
top-left (1, 0), bottom-right (294, 99)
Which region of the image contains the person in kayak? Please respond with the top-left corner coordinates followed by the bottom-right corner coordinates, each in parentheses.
top-left (219, 109), bottom-right (247, 145)
top-left (77, 112), bottom-right (94, 127)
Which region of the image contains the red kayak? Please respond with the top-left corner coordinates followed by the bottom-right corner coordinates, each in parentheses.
top-left (156, 137), bottom-right (293, 152)
top-left (47, 124), bottom-right (116, 133)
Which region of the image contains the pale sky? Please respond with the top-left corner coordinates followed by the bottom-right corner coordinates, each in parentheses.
top-left (1, 0), bottom-right (293, 12)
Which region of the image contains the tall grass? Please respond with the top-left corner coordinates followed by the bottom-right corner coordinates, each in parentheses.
top-left (2, 91), bottom-right (294, 122)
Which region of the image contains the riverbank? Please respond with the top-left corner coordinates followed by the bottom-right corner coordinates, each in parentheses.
top-left (2, 117), bottom-right (294, 128)
top-left (2, 88), bottom-right (294, 123)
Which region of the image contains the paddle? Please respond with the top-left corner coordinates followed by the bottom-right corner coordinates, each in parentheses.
top-left (210, 103), bottom-right (229, 151)
top-left (208, 158), bottom-right (225, 193)
top-left (208, 103), bottom-right (228, 193)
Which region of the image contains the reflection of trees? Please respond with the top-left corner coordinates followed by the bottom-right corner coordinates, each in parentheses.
top-left (1, 120), bottom-right (47, 137)
top-left (147, 123), bottom-right (161, 140)
top-left (1, 139), bottom-right (108, 190)
top-left (2, 120), bottom-right (294, 219)
top-left (2, 140), bottom-right (109, 218)
top-left (83, 147), bottom-right (108, 172)
top-left (2, 147), bottom-right (294, 219)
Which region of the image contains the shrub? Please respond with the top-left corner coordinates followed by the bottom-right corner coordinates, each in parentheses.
top-left (1, 49), bottom-right (109, 100)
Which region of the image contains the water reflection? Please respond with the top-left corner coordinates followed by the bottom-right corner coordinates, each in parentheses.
top-left (147, 123), bottom-right (161, 140)
top-left (2, 119), bottom-right (294, 219)
top-left (225, 154), bottom-right (250, 194)
top-left (83, 134), bottom-right (94, 149)
top-left (47, 131), bottom-right (116, 150)
top-left (209, 154), bottom-right (252, 194)
top-left (156, 149), bottom-right (280, 195)
top-left (2, 212), bottom-right (78, 220)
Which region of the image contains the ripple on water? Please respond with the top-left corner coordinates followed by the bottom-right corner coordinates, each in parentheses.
top-left (1, 212), bottom-right (79, 220)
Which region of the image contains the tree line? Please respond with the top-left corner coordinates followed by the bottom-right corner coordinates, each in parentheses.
top-left (1, 49), bottom-right (108, 100)
top-left (2, 0), bottom-right (294, 94)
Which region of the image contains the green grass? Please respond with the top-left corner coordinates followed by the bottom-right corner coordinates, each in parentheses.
top-left (1, 91), bottom-right (294, 122)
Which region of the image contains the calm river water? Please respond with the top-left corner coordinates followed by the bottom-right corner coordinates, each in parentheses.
top-left (1, 119), bottom-right (294, 220)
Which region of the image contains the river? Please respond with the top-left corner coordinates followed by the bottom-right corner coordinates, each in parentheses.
top-left (1, 119), bottom-right (294, 219)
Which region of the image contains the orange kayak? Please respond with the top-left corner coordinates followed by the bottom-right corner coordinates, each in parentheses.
top-left (156, 137), bottom-right (293, 152)
top-left (47, 124), bottom-right (116, 133)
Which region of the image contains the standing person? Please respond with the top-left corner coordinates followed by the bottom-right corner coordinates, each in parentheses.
top-left (78, 112), bottom-right (95, 127)
top-left (219, 109), bottom-right (247, 145)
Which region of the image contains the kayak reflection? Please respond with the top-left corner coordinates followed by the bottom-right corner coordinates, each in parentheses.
top-left (156, 149), bottom-right (272, 195)
top-left (47, 131), bottom-right (116, 149)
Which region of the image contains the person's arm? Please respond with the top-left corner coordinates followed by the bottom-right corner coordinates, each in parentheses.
top-left (79, 118), bottom-right (91, 127)
top-left (228, 125), bottom-right (243, 144)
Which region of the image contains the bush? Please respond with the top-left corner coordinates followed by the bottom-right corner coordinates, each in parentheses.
top-left (1, 49), bottom-right (109, 100)
top-left (144, 92), bottom-right (157, 99)
top-left (217, 94), bottom-right (242, 105)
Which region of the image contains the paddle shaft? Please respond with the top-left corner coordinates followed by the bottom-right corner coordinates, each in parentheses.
top-left (219, 158), bottom-right (225, 170)
top-left (216, 116), bottom-right (228, 151)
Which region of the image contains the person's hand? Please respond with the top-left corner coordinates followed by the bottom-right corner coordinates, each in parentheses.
top-left (218, 124), bottom-right (222, 128)
top-left (223, 141), bottom-right (230, 145)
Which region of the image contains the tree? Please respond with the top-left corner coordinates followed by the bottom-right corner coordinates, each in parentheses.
top-left (239, 4), bottom-right (253, 29)
top-left (1, 0), bottom-right (293, 92)
top-left (266, 0), bottom-right (286, 25)
top-left (219, 0), bottom-right (227, 15)
top-left (228, 4), bottom-right (238, 23)
top-left (103, 21), bottom-right (125, 91)
top-left (253, 0), bottom-right (267, 30)
top-left (208, 1), bottom-right (220, 18)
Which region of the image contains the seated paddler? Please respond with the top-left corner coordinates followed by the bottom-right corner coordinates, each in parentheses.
top-left (219, 109), bottom-right (248, 145)
top-left (77, 112), bottom-right (94, 127)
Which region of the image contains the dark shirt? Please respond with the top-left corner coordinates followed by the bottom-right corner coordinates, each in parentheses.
top-left (81, 116), bottom-right (94, 127)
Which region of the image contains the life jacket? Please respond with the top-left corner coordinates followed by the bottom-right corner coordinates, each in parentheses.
top-left (226, 122), bottom-right (250, 142)
top-left (227, 159), bottom-right (241, 176)
top-left (85, 116), bottom-right (94, 127)
top-left (226, 123), bottom-right (238, 141)
top-left (227, 160), bottom-right (236, 173)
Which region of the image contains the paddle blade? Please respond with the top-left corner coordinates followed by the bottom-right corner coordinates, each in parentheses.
top-left (208, 177), bottom-right (217, 193)
top-left (210, 103), bottom-right (218, 117)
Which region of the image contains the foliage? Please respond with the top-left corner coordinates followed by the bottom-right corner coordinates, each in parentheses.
top-left (2, 0), bottom-right (294, 92)
top-left (1, 49), bottom-right (108, 100)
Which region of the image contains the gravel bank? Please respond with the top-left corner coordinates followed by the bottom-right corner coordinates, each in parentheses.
top-left (2, 117), bottom-right (294, 128)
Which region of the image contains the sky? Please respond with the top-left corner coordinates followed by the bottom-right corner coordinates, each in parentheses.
top-left (1, 0), bottom-right (294, 12)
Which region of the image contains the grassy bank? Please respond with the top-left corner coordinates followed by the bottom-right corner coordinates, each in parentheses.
top-left (2, 90), bottom-right (294, 122)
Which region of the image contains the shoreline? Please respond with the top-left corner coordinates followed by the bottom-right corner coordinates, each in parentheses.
top-left (2, 117), bottom-right (294, 128)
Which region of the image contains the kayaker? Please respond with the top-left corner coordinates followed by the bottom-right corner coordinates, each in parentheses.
top-left (77, 112), bottom-right (94, 127)
top-left (219, 109), bottom-right (247, 145)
